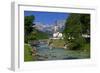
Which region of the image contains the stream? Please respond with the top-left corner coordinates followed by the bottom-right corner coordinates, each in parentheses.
top-left (33, 43), bottom-right (82, 61)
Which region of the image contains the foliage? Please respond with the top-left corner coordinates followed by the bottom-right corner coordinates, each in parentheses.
top-left (24, 15), bottom-right (49, 43)
top-left (24, 44), bottom-right (33, 61)
top-left (24, 15), bottom-right (35, 35)
top-left (34, 30), bottom-right (49, 40)
top-left (68, 36), bottom-right (86, 50)
top-left (63, 13), bottom-right (90, 50)
top-left (24, 15), bottom-right (35, 43)
top-left (25, 33), bottom-right (37, 43)
top-left (64, 14), bottom-right (82, 34)
top-left (80, 14), bottom-right (90, 34)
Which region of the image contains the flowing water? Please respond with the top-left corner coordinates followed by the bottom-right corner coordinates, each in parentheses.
top-left (33, 43), bottom-right (89, 61)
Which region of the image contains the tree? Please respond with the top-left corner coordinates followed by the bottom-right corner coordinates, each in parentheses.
top-left (63, 13), bottom-right (87, 50)
top-left (80, 14), bottom-right (90, 34)
top-left (24, 15), bottom-right (49, 43)
top-left (25, 15), bottom-right (35, 36)
top-left (24, 15), bottom-right (35, 43)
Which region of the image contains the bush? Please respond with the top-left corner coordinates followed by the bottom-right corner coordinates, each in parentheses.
top-left (67, 36), bottom-right (86, 50)
top-left (81, 43), bottom-right (90, 52)
top-left (25, 33), bottom-right (37, 43)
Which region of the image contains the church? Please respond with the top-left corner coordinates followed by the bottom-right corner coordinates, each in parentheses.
top-left (52, 25), bottom-right (63, 39)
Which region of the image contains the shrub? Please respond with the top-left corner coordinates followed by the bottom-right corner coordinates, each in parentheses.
top-left (67, 36), bottom-right (86, 50)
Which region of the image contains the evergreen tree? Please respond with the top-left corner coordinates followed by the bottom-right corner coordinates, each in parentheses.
top-left (63, 13), bottom-right (90, 50)
top-left (24, 15), bottom-right (35, 43)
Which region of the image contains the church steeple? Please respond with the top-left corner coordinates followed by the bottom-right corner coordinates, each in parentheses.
top-left (54, 20), bottom-right (58, 33)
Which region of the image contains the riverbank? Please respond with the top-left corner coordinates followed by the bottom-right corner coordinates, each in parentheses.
top-left (24, 44), bottom-right (38, 61)
top-left (24, 44), bottom-right (33, 61)
top-left (48, 39), bottom-right (66, 49)
top-left (24, 39), bottom-right (90, 61)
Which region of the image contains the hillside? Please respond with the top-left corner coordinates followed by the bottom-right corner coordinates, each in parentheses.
top-left (32, 29), bottom-right (49, 40)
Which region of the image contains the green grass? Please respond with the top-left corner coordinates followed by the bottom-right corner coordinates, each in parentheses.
top-left (82, 43), bottom-right (90, 52)
top-left (51, 39), bottom-right (65, 48)
top-left (24, 44), bottom-right (33, 61)
top-left (81, 43), bottom-right (90, 57)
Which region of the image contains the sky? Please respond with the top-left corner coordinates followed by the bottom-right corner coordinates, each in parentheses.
top-left (24, 11), bottom-right (69, 25)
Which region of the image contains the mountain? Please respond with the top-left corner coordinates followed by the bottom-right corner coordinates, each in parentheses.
top-left (33, 20), bottom-right (66, 34)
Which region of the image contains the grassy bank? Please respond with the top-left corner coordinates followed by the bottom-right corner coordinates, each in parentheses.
top-left (51, 39), bottom-right (65, 48)
top-left (81, 43), bottom-right (90, 57)
top-left (24, 44), bottom-right (33, 61)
